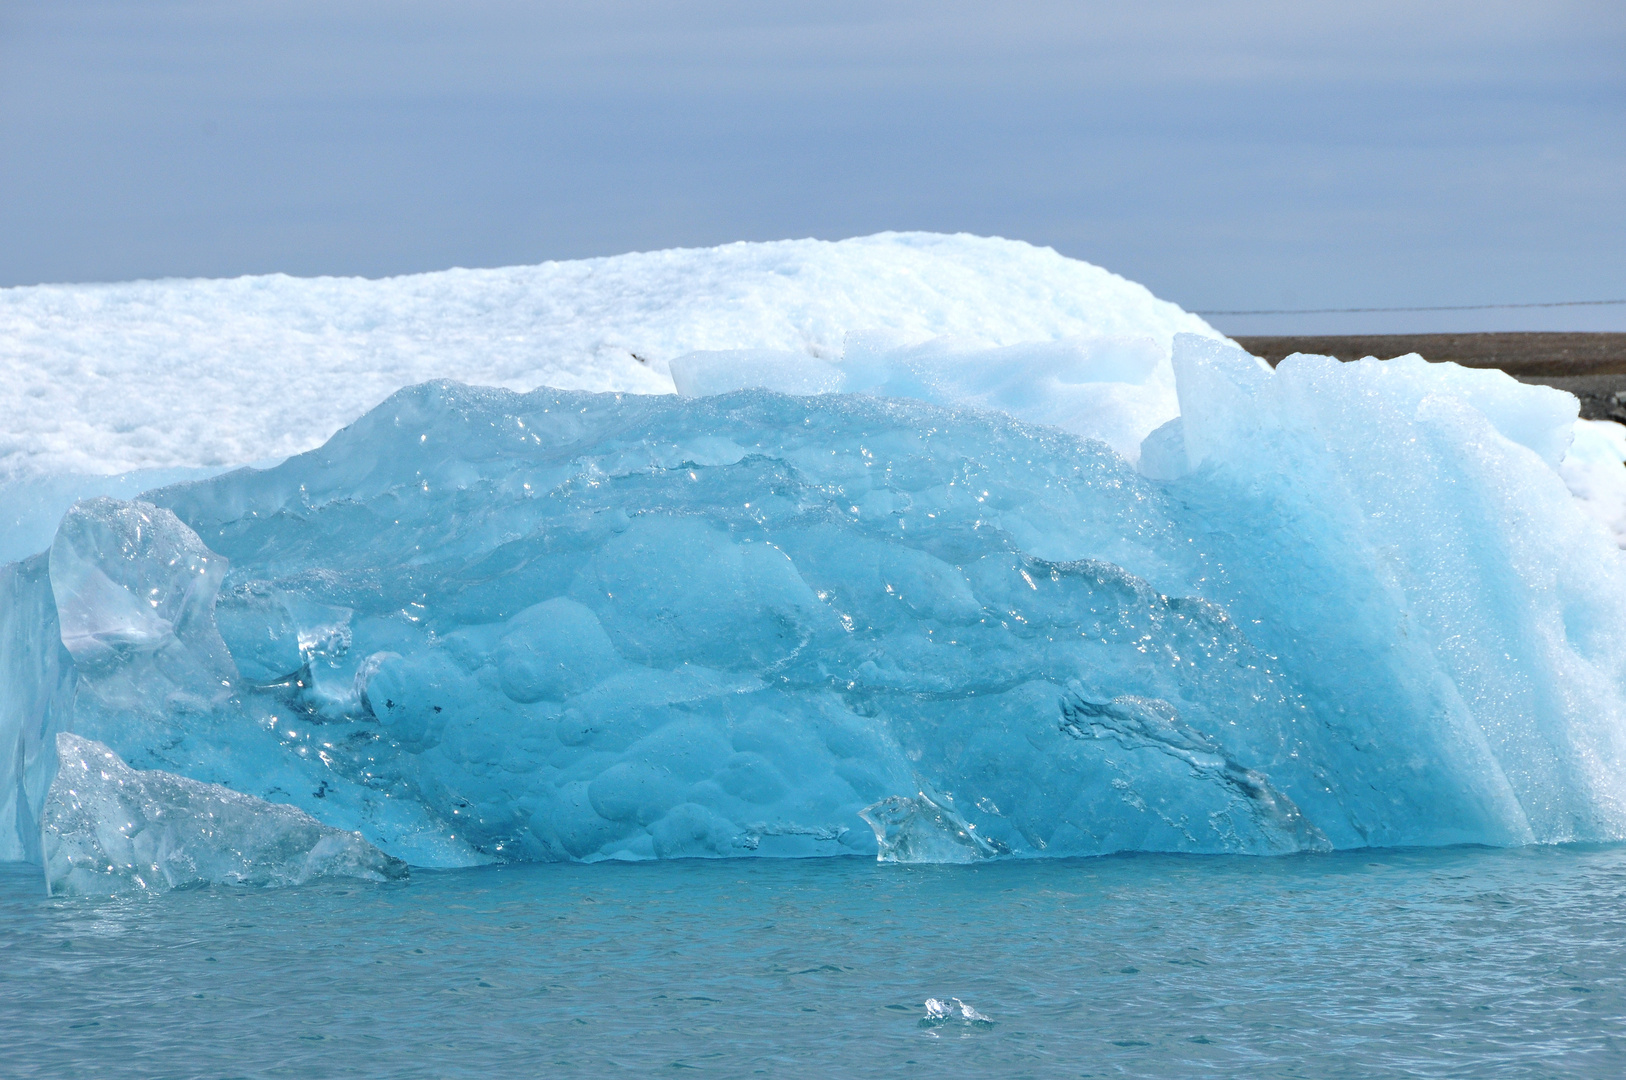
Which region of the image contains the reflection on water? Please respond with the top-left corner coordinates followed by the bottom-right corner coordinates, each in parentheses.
top-left (4, 845), bottom-right (1626, 1077)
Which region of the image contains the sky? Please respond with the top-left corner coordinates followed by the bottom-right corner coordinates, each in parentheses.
top-left (1, 0), bottom-right (1622, 335)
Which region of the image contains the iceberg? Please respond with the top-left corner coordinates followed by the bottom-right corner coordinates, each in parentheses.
top-left (4, 332), bottom-right (1626, 873)
top-left (43, 732), bottom-right (407, 895)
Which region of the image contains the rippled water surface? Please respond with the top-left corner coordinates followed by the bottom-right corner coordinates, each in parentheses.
top-left (4, 846), bottom-right (1626, 1078)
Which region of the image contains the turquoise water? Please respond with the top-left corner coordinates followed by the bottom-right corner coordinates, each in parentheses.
top-left (4, 846), bottom-right (1626, 1078)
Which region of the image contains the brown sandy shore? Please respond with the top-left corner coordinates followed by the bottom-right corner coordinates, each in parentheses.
top-left (1235, 333), bottom-right (1626, 424)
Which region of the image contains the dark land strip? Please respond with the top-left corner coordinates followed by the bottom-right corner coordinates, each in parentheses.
top-left (1235, 333), bottom-right (1626, 423)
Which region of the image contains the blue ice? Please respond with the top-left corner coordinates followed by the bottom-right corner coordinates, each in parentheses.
top-left (4, 335), bottom-right (1626, 880)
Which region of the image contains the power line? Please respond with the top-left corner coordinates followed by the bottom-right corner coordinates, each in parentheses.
top-left (1196, 298), bottom-right (1626, 316)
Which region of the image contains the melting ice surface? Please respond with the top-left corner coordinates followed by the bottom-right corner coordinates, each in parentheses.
top-left (5, 331), bottom-right (1626, 882)
top-left (44, 733), bottom-right (405, 895)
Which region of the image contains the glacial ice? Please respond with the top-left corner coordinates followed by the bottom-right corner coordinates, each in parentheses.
top-left (671, 332), bottom-right (1175, 461)
top-left (669, 335), bottom-right (1626, 545)
top-left (1561, 419), bottom-right (1626, 546)
top-left (0, 465), bottom-right (241, 568)
top-left (860, 788), bottom-right (1005, 865)
top-left (6, 232), bottom-right (1623, 567)
top-left (5, 331), bottom-right (1626, 872)
top-left (0, 233), bottom-right (1220, 564)
top-left (922, 998), bottom-right (994, 1027)
top-left (44, 732), bottom-right (407, 895)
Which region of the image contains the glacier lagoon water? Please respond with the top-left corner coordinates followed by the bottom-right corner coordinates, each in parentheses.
top-left (4, 845), bottom-right (1626, 1078)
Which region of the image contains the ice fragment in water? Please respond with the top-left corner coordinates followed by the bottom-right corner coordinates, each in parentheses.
top-left (922, 998), bottom-right (993, 1026)
top-left (42, 732), bottom-right (407, 895)
top-left (860, 788), bottom-right (1004, 864)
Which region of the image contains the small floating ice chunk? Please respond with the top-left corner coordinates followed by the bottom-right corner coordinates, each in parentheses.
top-left (922, 997), bottom-right (994, 1026)
top-left (42, 732), bottom-right (407, 896)
top-left (1560, 419), bottom-right (1626, 548)
top-left (860, 788), bottom-right (1003, 864)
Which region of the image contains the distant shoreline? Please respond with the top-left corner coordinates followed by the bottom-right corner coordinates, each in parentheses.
top-left (1235, 333), bottom-right (1626, 423)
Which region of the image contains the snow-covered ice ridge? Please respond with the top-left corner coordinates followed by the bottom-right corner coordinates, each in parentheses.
top-left (0, 233), bottom-right (1207, 468)
top-left (5, 233), bottom-right (1626, 886)
top-left (0, 233), bottom-right (1214, 564)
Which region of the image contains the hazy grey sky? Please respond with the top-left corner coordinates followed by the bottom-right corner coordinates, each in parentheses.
top-left (1, 1), bottom-right (1622, 334)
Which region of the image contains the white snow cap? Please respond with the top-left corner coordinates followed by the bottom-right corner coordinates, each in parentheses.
top-left (0, 232), bottom-right (1218, 480)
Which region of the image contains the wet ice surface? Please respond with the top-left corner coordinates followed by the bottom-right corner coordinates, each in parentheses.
top-left (11, 348), bottom-right (1626, 871)
top-left (4, 846), bottom-right (1626, 1078)
top-left (922, 996), bottom-right (995, 1028)
top-left (43, 733), bottom-right (406, 896)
